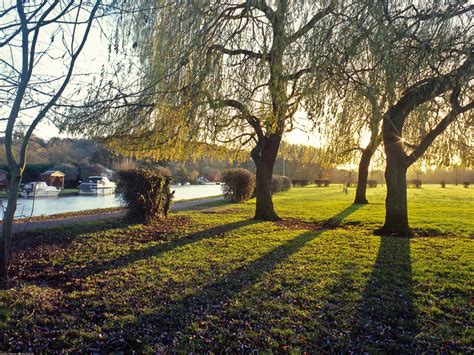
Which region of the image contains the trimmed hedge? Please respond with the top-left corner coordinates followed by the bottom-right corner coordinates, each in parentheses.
top-left (221, 168), bottom-right (256, 203)
top-left (407, 179), bottom-right (422, 188)
top-left (292, 179), bottom-right (310, 186)
top-left (272, 175), bottom-right (292, 193)
top-left (314, 179), bottom-right (330, 187)
top-left (367, 180), bottom-right (378, 188)
top-left (115, 169), bottom-right (173, 223)
top-left (463, 181), bottom-right (470, 188)
top-left (440, 181), bottom-right (446, 188)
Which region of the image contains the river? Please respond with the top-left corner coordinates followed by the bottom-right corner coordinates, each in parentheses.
top-left (1, 184), bottom-right (223, 219)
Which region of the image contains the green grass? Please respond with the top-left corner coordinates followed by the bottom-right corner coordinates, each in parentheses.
top-left (0, 185), bottom-right (472, 352)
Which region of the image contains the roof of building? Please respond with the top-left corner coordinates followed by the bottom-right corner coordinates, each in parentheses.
top-left (40, 170), bottom-right (65, 177)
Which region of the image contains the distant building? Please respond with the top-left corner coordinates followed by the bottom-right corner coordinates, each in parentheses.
top-left (40, 170), bottom-right (65, 190)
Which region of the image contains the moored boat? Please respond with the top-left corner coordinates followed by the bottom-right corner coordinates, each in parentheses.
top-left (20, 181), bottom-right (60, 198)
top-left (78, 176), bottom-right (116, 195)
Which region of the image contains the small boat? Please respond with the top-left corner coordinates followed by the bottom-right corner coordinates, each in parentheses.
top-left (78, 176), bottom-right (116, 195)
top-left (21, 181), bottom-right (60, 198)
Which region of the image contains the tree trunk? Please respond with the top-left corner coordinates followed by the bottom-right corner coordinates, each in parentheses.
top-left (0, 174), bottom-right (21, 288)
top-left (354, 148), bottom-right (375, 204)
top-left (380, 147), bottom-right (410, 236)
top-left (252, 135), bottom-right (281, 221)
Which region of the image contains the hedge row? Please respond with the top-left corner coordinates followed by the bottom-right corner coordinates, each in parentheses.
top-left (222, 169), bottom-right (292, 203)
top-left (272, 175), bottom-right (292, 193)
top-left (367, 180), bottom-right (377, 188)
top-left (314, 179), bottom-right (330, 187)
top-left (407, 179), bottom-right (422, 188)
top-left (292, 179), bottom-right (310, 186)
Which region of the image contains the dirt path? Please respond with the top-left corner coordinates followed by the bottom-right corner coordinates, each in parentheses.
top-left (12, 196), bottom-right (225, 233)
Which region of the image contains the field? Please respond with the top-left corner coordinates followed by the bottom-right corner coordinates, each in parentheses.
top-left (0, 185), bottom-right (472, 352)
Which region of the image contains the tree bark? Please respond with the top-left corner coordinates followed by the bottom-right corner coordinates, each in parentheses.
top-left (0, 173), bottom-right (21, 288)
top-left (379, 127), bottom-right (410, 236)
top-left (354, 148), bottom-right (375, 204)
top-left (252, 135), bottom-right (281, 221)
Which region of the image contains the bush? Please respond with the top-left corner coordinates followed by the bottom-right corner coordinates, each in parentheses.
top-left (272, 175), bottom-right (292, 193)
top-left (407, 179), bottom-right (422, 188)
top-left (463, 181), bottom-right (470, 188)
top-left (440, 181), bottom-right (446, 188)
top-left (115, 169), bottom-right (173, 223)
top-left (221, 168), bottom-right (256, 203)
top-left (314, 179), bottom-right (330, 187)
top-left (367, 180), bottom-right (378, 188)
top-left (292, 179), bottom-right (309, 186)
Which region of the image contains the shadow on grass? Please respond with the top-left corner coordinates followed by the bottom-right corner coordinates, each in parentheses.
top-left (351, 236), bottom-right (418, 352)
top-left (324, 204), bottom-right (362, 227)
top-left (70, 218), bottom-right (258, 280)
top-left (105, 204), bottom-right (362, 351)
top-left (12, 219), bottom-right (129, 252)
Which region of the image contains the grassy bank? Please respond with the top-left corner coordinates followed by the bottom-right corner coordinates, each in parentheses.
top-left (0, 185), bottom-right (472, 352)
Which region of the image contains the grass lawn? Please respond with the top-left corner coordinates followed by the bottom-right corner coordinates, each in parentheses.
top-left (0, 185), bottom-right (472, 352)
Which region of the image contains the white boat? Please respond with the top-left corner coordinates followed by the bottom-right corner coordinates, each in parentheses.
top-left (21, 181), bottom-right (60, 198)
top-left (78, 176), bottom-right (116, 195)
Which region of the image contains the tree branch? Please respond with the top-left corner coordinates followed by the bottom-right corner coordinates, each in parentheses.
top-left (407, 89), bottom-right (474, 166)
top-left (386, 51), bottom-right (474, 132)
top-left (286, 1), bottom-right (336, 43)
top-left (209, 44), bottom-right (264, 60)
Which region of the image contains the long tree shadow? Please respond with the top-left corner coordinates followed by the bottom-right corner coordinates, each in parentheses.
top-left (12, 219), bottom-right (129, 251)
top-left (10, 219), bottom-right (132, 285)
top-left (68, 218), bottom-right (259, 281)
top-left (351, 236), bottom-right (418, 352)
top-left (103, 204), bottom-right (362, 351)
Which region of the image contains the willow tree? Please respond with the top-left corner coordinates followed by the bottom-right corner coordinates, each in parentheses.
top-left (369, 2), bottom-right (474, 235)
top-left (75, 0), bottom-right (343, 221)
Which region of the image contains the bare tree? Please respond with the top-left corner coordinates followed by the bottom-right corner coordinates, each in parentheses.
top-left (0, 0), bottom-right (101, 287)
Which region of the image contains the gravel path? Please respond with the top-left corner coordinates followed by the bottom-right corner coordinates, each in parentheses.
top-left (13, 196), bottom-right (224, 233)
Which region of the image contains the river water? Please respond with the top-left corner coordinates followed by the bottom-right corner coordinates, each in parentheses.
top-left (1, 184), bottom-right (223, 219)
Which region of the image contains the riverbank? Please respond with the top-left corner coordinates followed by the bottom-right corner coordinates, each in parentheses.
top-left (10, 196), bottom-right (225, 232)
top-left (0, 184), bottom-right (224, 219)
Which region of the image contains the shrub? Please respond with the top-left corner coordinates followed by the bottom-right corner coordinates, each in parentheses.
top-left (463, 181), bottom-right (470, 188)
top-left (292, 179), bottom-right (310, 186)
top-left (272, 175), bottom-right (292, 193)
top-left (407, 179), bottom-right (422, 188)
top-left (440, 181), bottom-right (446, 188)
top-left (367, 180), bottom-right (377, 188)
top-left (115, 169), bottom-right (173, 223)
top-left (314, 179), bottom-right (330, 187)
top-left (221, 168), bottom-right (256, 203)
